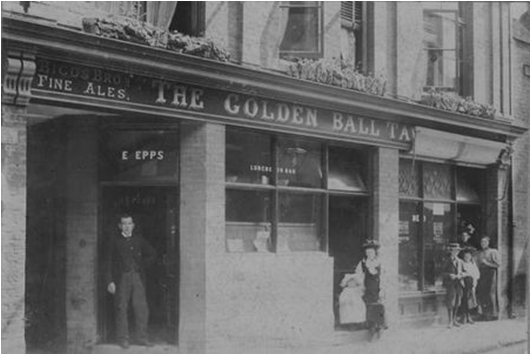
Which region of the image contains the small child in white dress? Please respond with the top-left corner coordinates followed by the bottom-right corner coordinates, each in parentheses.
top-left (338, 273), bottom-right (366, 326)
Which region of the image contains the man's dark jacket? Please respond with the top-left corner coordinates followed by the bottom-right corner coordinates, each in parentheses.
top-left (104, 232), bottom-right (156, 287)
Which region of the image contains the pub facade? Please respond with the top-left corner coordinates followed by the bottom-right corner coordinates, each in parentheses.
top-left (2, 1), bottom-right (529, 353)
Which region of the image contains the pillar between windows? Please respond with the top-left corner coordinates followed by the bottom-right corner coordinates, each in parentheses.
top-left (179, 121), bottom-right (225, 353)
top-left (371, 147), bottom-right (399, 327)
top-left (1, 104), bottom-right (29, 354)
top-left (1, 49), bottom-right (35, 353)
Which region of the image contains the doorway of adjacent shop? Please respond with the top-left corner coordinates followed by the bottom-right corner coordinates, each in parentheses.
top-left (98, 186), bottom-right (179, 345)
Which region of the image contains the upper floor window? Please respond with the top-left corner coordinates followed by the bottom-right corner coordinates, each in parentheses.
top-left (423, 2), bottom-right (466, 94)
top-left (92, 1), bottom-right (204, 35)
top-left (341, 1), bottom-right (364, 69)
top-left (280, 1), bottom-right (324, 59)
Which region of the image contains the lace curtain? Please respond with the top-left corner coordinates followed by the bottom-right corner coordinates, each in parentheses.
top-left (92, 1), bottom-right (177, 30)
top-left (146, 2), bottom-right (178, 30)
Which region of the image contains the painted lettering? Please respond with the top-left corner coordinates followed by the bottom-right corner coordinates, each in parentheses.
top-left (370, 119), bottom-right (380, 137)
top-left (332, 112), bottom-right (344, 131)
top-left (277, 103), bottom-right (290, 122)
top-left (225, 94), bottom-right (240, 114)
top-left (171, 85), bottom-right (188, 107)
top-left (292, 106), bottom-right (304, 124)
top-left (344, 116), bottom-right (357, 133)
top-left (399, 126), bottom-right (411, 141)
top-left (244, 98), bottom-right (259, 118)
top-left (261, 101), bottom-right (274, 120)
top-left (306, 109), bottom-right (318, 127)
top-left (190, 88), bottom-right (204, 109)
top-left (387, 122), bottom-right (399, 139)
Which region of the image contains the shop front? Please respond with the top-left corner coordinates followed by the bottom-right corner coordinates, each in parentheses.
top-left (2, 17), bottom-right (525, 353)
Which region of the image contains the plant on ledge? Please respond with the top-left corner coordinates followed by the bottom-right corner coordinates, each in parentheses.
top-left (285, 58), bottom-right (387, 97)
top-left (82, 17), bottom-right (230, 62)
top-left (419, 88), bottom-right (497, 119)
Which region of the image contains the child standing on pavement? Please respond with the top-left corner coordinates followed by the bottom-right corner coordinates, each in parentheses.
top-left (443, 243), bottom-right (465, 328)
top-left (461, 249), bottom-right (480, 324)
top-left (338, 273), bottom-right (366, 328)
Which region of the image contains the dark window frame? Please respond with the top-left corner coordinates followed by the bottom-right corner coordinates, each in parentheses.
top-left (279, 1), bottom-right (325, 59)
top-left (422, 5), bottom-right (468, 95)
top-left (398, 158), bottom-right (485, 293)
top-left (226, 128), bottom-right (370, 253)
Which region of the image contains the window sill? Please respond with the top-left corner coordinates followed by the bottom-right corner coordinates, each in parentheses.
top-left (399, 289), bottom-right (445, 299)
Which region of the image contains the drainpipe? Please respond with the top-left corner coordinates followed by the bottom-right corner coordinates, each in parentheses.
top-left (507, 152), bottom-right (515, 318)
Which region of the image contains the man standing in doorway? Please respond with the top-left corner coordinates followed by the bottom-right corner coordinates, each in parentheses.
top-left (475, 236), bottom-right (500, 321)
top-left (105, 213), bottom-right (156, 349)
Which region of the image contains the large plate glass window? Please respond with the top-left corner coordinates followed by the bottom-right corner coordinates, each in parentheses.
top-left (398, 158), bottom-right (484, 292)
top-left (225, 128), bottom-right (369, 254)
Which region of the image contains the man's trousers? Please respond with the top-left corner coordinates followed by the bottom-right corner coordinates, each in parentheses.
top-left (115, 271), bottom-right (149, 342)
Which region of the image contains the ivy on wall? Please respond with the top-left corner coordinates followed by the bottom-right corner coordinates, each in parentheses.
top-left (419, 89), bottom-right (497, 119)
top-left (82, 17), bottom-right (230, 62)
top-left (285, 58), bottom-right (387, 97)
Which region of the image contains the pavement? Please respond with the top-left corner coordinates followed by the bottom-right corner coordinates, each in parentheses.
top-left (298, 317), bottom-right (529, 354)
top-left (91, 317), bottom-right (529, 354)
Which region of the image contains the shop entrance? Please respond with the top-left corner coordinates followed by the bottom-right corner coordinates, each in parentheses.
top-left (98, 186), bottom-right (179, 345)
top-left (328, 196), bottom-right (367, 327)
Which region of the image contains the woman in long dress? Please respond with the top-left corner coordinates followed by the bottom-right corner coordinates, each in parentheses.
top-left (355, 239), bottom-right (386, 339)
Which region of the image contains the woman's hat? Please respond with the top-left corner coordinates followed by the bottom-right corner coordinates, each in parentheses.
top-left (362, 239), bottom-right (380, 250)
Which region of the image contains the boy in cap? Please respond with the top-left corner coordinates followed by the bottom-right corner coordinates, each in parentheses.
top-left (443, 243), bottom-right (465, 328)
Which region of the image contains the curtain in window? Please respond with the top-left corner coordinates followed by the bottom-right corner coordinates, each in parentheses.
top-left (147, 1), bottom-right (178, 30)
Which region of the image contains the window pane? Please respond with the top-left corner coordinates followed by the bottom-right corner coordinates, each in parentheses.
top-left (399, 201), bottom-right (422, 291)
top-left (99, 130), bottom-right (179, 181)
top-left (423, 202), bottom-right (454, 290)
top-left (279, 192), bottom-right (322, 252)
top-left (328, 146), bottom-right (367, 192)
top-left (423, 162), bottom-right (452, 200)
top-left (424, 9), bottom-right (459, 89)
top-left (280, 2), bottom-right (321, 53)
top-left (226, 129), bottom-right (272, 185)
top-left (278, 138), bottom-right (322, 188)
top-left (399, 159), bottom-right (421, 197)
top-left (226, 189), bottom-right (272, 253)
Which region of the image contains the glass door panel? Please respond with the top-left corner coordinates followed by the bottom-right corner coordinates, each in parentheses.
top-left (423, 202), bottom-right (454, 290)
top-left (399, 201), bottom-right (422, 292)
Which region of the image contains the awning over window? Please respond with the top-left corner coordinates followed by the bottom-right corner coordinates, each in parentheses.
top-left (413, 127), bottom-right (508, 165)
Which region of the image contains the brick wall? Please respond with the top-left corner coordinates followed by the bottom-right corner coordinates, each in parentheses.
top-left (395, 3), bottom-right (424, 100)
top-left (510, 14), bottom-right (529, 314)
top-left (1, 105), bottom-right (27, 354)
top-left (64, 118), bottom-right (98, 352)
top-left (1, 1), bottom-right (109, 29)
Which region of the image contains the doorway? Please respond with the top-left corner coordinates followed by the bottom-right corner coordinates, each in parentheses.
top-left (328, 195), bottom-right (367, 327)
top-left (98, 186), bottom-right (179, 345)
